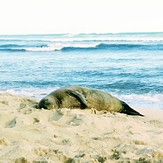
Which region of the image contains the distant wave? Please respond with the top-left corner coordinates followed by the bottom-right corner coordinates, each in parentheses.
top-left (0, 48), bottom-right (26, 52)
top-left (61, 43), bottom-right (163, 52)
top-left (0, 42), bottom-right (163, 52)
top-left (0, 44), bottom-right (24, 48)
top-left (0, 43), bottom-right (48, 52)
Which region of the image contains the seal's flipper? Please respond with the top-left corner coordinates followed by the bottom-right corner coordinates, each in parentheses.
top-left (67, 90), bottom-right (88, 109)
top-left (120, 101), bottom-right (144, 116)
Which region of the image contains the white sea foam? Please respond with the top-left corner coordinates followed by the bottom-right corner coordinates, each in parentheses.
top-left (0, 87), bottom-right (60, 99)
top-left (25, 42), bottom-right (98, 52)
top-left (116, 93), bottom-right (163, 110)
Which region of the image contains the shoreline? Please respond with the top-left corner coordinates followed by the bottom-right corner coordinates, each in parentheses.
top-left (0, 93), bottom-right (163, 162)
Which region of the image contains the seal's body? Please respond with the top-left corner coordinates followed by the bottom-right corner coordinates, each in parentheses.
top-left (37, 86), bottom-right (143, 116)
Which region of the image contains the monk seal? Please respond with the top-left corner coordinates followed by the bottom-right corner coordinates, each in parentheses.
top-left (37, 86), bottom-right (143, 116)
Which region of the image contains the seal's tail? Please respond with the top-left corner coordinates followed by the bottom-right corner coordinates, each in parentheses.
top-left (120, 101), bottom-right (144, 116)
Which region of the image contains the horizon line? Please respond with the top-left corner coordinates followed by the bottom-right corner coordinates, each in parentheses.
top-left (0, 31), bottom-right (163, 36)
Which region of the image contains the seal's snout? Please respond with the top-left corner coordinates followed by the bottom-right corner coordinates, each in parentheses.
top-left (31, 102), bottom-right (39, 109)
top-left (35, 103), bottom-right (38, 109)
top-left (37, 99), bottom-right (48, 109)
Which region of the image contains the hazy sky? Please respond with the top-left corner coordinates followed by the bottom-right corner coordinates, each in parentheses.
top-left (0, 0), bottom-right (163, 34)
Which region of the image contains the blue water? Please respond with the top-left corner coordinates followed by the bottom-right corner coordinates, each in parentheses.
top-left (0, 33), bottom-right (163, 110)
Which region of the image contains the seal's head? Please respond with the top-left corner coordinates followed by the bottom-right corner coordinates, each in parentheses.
top-left (37, 97), bottom-right (58, 110)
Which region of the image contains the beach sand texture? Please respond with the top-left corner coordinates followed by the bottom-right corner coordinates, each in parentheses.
top-left (0, 93), bottom-right (163, 162)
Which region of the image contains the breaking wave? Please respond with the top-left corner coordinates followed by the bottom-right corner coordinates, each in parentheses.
top-left (0, 42), bottom-right (163, 52)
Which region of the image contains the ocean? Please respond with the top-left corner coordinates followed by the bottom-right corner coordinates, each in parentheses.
top-left (0, 32), bottom-right (162, 110)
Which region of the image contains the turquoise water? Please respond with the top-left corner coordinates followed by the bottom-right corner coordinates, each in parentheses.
top-left (0, 33), bottom-right (163, 110)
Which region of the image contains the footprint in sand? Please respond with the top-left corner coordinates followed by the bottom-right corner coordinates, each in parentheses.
top-left (49, 110), bottom-right (83, 126)
top-left (0, 138), bottom-right (9, 146)
top-left (48, 110), bottom-right (64, 121)
top-left (34, 148), bottom-right (72, 162)
top-left (15, 157), bottom-right (30, 163)
top-left (5, 118), bottom-right (17, 128)
top-left (0, 100), bottom-right (9, 105)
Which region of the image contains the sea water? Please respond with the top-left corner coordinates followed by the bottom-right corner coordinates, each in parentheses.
top-left (0, 33), bottom-right (162, 110)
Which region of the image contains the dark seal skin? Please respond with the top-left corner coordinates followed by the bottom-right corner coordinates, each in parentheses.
top-left (37, 86), bottom-right (143, 116)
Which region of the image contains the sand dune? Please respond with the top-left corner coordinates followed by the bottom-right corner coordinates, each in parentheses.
top-left (0, 93), bottom-right (163, 162)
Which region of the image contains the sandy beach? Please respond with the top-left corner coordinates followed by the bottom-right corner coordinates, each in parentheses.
top-left (0, 93), bottom-right (163, 163)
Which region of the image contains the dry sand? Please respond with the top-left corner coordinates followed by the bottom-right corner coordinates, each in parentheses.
top-left (0, 93), bottom-right (163, 163)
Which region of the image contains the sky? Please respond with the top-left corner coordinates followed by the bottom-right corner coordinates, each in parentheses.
top-left (0, 0), bottom-right (163, 34)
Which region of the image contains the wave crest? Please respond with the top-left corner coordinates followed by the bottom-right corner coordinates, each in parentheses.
top-left (0, 38), bottom-right (163, 52)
